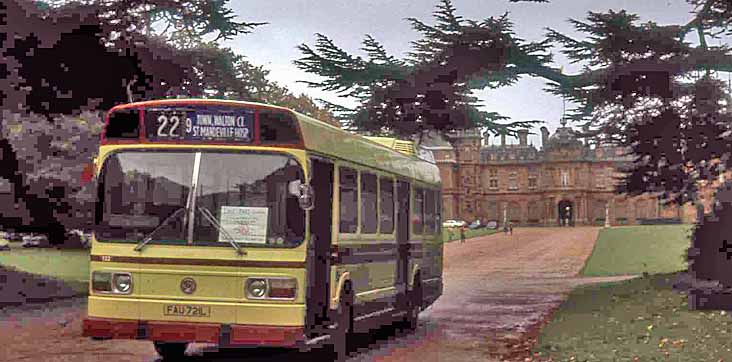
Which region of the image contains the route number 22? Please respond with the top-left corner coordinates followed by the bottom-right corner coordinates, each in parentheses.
top-left (156, 113), bottom-right (190, 138)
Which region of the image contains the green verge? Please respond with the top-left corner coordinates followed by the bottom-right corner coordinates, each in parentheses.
top-left (441, 227), bottom-right (499, 243)
top-left (534, 273), bottom-right (732, 362)
top-left (0, 247), bottom-right (89, 294)
top-left (580, 224), bottom-right (693, 277)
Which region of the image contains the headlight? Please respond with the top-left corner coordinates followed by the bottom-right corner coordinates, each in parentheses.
top-left (92, 271), bottom-right (132, 294)
top-left (246, 278), bottom-right (267, 299)
top-left (245, 277), bottom-right (297, 300)
top-left (112, 273), bottom-right (133, 294)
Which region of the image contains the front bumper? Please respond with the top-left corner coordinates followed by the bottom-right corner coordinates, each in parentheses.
top-left (82, 317), bottom-right (305, 347)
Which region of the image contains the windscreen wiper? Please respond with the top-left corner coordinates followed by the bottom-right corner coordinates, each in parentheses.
top-left (133, 207), bottom-right (187, 252)
top-left (197, 206), bottom-right (246, 256)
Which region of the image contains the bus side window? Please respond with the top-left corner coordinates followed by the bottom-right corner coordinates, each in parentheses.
top-left (424, 189), bottom-right (435, 234)
top-left (413, 188), bottom-right (424, 235)
top-left (360, 172), bottom-right (378, 234)
top-left (379, 177), bottom-right (394, 234)
top-left (339, 167), bottom-right (358, 234)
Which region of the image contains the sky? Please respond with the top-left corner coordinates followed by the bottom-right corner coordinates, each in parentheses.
top-left (222, 0), bottom-right (712, 147)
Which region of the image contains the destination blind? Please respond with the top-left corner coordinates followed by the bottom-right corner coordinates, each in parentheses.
top-left (144, 107), bottom-right (254, 143)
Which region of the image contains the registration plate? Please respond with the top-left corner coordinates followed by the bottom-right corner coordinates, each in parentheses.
top-left (164, 304), bottom-right (211, 317)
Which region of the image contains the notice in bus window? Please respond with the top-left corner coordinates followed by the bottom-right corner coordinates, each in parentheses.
top-left (219, 206), bottom-right (268, 244)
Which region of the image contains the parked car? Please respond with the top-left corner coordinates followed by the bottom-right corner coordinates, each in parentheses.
top-left (67, 229), bottom-right (92, 248)
top-left (0, 232), bottom-right (10, 251)
top-left (468, 220), bottom-right (485, 230)
top-left (485, 221), bottom-right (498, 230)
top-left (442, 219), bottom-right (467, 228)
top-left (21, 234), bottom-right (48, 248)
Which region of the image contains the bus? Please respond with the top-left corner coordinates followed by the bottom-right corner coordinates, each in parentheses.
top-left (82, 99), bottom-right (443, 360)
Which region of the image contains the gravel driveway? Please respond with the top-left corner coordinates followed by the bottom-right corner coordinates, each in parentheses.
top-left (0, 227), bottom-right (631, 361)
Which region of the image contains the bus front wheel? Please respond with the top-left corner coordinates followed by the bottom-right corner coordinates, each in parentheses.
top-left (154, 342), bottom-right (187, 360)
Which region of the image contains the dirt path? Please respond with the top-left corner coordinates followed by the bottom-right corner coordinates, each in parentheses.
top-left (0, 227), bottom-right (629, 361)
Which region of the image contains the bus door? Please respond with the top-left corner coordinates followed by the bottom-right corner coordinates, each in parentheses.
top-left (395, 180), bottom-right (411, 306)
top-left (305, 157), bottom-right (334, 336)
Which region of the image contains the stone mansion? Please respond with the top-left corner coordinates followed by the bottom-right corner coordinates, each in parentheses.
top-left (422, 121), bottom-right (708, 226)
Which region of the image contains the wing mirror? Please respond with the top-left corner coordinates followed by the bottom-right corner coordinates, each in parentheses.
top-left (289, 180), bottom-right (314, 211)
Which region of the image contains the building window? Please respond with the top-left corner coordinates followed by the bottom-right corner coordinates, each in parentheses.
top-left (595, 168), bottom-right (605, 188)
top-left (0, 178), bottom-right (11, 194)
top-left (508, 171), bottom-right (518, 190)
top-left (561, 169), bottom-right (569, 187)
top-left (528, 174), bottom-right (538, 189)
top-left (489, 169), bottom-right (498, 189)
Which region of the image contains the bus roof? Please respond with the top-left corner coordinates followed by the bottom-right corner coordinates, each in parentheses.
top-left (292, 111), bottom-right (440, 186)
top-left (107, 99), bottom-right (441, 186)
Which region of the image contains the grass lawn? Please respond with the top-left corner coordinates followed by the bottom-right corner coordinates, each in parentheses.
top-left (534, 273), bottom-right (732, 362)
top-left (0, 246), bottom-right (89, 293)
top-left (442, 227), bottom-right (499, 242)
top-left (580, 224), bottom-right (693, 277)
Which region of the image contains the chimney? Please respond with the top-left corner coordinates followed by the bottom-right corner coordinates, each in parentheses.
top-left (540, 127), bottom-right (549, 149)
top-left (500, 133), bottom-right (506, 147)
top-left (518, 129), bottom-right (529, 146)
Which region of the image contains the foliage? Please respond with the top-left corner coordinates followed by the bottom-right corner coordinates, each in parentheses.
top-left (295, 0), bottom-right (546, 139)
top-left (538, 3), bottom-right (732, 205)
top-left (36, 0), bottom-right (265, 48)
top-left (0, 0), bottom-right (335, 243)
top-left (534, 1), bottom-right (732, 288)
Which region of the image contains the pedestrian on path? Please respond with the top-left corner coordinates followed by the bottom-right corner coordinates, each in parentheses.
top-left (508, 222), bottom-right (513, 235)
top-left (460, 225), bottom-right (466, 243)
top-left (503, 223), bottom-right (509, 235)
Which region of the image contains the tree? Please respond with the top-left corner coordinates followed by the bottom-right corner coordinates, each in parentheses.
top-left (294, 0), bottom-right (546, 140)
top-left (516, 1), bottom-right (732, 290)
top-left (0, 0), bottom-right (335, 244)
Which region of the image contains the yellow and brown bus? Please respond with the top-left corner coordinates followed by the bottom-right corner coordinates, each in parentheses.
top-left (82, 99), bottom-right (443, 360)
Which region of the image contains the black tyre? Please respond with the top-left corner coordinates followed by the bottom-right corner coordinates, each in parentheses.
top-left (330, 282), bottom-right (353, 362)
top-left (154, 342), bottom-right (187, 360)
top-left (403, 276), bottom-right (422, 331)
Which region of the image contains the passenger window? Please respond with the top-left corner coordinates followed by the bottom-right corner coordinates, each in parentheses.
top-left (360, 172), bottom-right (378, 233)
top-left (413, 188), bottom-right (424, 234)
top-left (339, 167), bottom-right (358, 233)
top-left (424, 189), bottom-right (435, 234)
top-left (379, 177), bottom-right (394, 234)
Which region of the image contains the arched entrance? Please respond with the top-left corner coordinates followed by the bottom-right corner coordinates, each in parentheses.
top-left (558, 200), bottom-right (574, 226)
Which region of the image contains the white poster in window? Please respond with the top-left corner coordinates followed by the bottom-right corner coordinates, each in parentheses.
top-left (219, 206), bottom-right (268, 244)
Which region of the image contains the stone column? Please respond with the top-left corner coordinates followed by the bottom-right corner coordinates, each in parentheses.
top-left (604, 203), bottom-right (610, 228)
